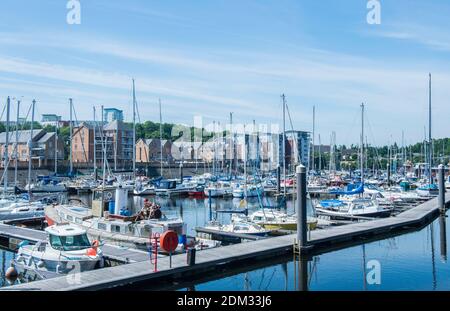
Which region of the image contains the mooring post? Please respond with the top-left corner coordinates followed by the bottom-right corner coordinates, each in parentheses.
top-left (277, 165), bottom-right (281, 193)
top-left (296, 165), bottom-right (308, 251)
top-left (438, 164), bottom-right (446, 213)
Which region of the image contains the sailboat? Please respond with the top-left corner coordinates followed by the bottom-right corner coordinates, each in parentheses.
top-left (417, 74), bottom-right (439, 197)
top-left (316, 104), bottom-right (392, 219)
top-left (1, 98), bottom-right (48, 221)
top-left (234, 197), bottom-right (319, 231)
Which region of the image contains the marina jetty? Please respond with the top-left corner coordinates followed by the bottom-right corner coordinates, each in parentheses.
top-left (2, 192), bottom-right (449, 291)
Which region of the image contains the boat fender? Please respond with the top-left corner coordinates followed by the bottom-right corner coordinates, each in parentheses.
top-left (5, 264), bottom-right (18, 281)
top-left (92, 240), bottom-right (100, 250)
top-left (56, 264), bottom-right (63, 274)
top-left (37, 260), bottom-right (45, 268)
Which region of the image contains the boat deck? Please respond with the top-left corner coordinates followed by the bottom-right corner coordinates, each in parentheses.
top-left (2, 193), bottom-right (449, 291)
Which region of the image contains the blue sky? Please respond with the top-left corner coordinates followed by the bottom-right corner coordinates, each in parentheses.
top-left (0, 0), bottom-right (449, 146)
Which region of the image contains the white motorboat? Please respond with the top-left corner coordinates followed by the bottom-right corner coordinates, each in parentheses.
top-left (203, 219), bottom-right (271, 236)
top-left (155, 179), bottom-right (194, 196)
top-left (14, 224), bottom-right (103, 279)
top-left (0, 201), bottom-right (45, 221)
top-left (316, 197), bottom-right (392, 219)
top-left (23, 181), bottom-right (67, 193)
top-left (204, 181), bottom-right (233, 197)
top-left (234, 209), bottom-right (319, 231)
top-left (45, 187), bottom-right (188, 251)
top-left (133, 181), bottom-right (156, 196)
top-left (416, 184), bottom-right (439, 197)
top-left (232, 183), bottom-right (263, 198)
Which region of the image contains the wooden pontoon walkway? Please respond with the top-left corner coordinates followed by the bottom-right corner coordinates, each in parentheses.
top-left (0, 223), bottom-right (149, 263)
top-left (3, 193), bottom-right (449, 291)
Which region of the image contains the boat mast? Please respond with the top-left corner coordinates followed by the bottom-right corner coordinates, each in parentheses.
top-left (132, 79), bottom-right (136, 179)
top-left (159, 98), bottom-right (163, 178)
top-left (312, 105), bottom-right (315, 172)
top-left (14, 99), bottom-right (20, 185)
top-left (213, 120), bottom-right (216, 175)
top-left (28, 100), bottom-right (35, 200)
top-left (101, 105), bottom-right (107, 206)
top-left (360, 103), bottom-right (364, 185)
top-left (93, 106), bottom-right (97, 177)
top-left (54, 113), bottom-right (58, 175)
top-left (281, 94), bottom-right (286, 196)
top-left (69, 98), bottom-right (73, 175)
top-left (428, 73), bottom-right (433, 185)
top-left (3, 97), bottom-right (10, 193)
top-left (318, 134), bottom-right (322, 172)
top-left (229, 112), bottom-right (233, 177)
top-left (244, 124), bottom-right (247, 201)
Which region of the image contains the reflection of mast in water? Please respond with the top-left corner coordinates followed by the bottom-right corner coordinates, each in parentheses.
top-left (439, 215), bottom-right (447, 262)
top-left (362, 244), bottom-right (367, 291)
top-left (282, 262), bottom-right (288, 291)
top-left (244, 272), bottom-right (251, 291)
top-left (430, 223), bottom-right (437, 290)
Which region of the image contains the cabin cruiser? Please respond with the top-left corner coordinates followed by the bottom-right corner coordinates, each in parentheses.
top-left (0, 200), bottom-right (46, 221)
top-left (233, 209), bottom-right (318, 231)
top-left (13, 224), bottom-right (103, 279)
top-left (65, 178), bottom-right (98, 194)
top-left (232, 183), bottom-right (263, 198)
top-left (155, 179), bottom-right (194, 196)
top-left (45, 187), bottom-right (188, 251)
top-left (203, 219), bottom-right (271, 236)
top-left (315, 197), bottom-right (392, 219)
top-left (133, 181), bottom-right (156, 196)
top-left (416, 184), bottom-right (439, 197)
top-left (204, 181), bottom-right (233, 197)
top-left (19, 176), bottom-right (68, 193)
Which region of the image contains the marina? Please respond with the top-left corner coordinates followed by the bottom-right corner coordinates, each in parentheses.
top-left (0, 188), bottom-right (448, 290)
top-left (1, 1), bottom-right (450, 301)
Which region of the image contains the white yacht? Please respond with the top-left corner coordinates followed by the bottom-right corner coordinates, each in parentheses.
top-left (203, 219), bottom-right (271, 237)
top-left (45, 187), bottom-right (187, 251)
top-left (232, 183), bottom-right (263, 198)
top-left (204, 181), bottom-right (233, 197)
top-left (133, 181), bottom-right (156, 196)
top-left (0, 200), bottom-right (45, 221)
top-left (14, 224), bottom-right (103, 279)
top-left (155, 179), bottom-right (194, 196)
top-left (316, 197), bottom-right (392, 219)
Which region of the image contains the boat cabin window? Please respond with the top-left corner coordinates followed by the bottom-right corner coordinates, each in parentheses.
top-left (66, 215), bottom-right (73, 222)
top-left (98, 223), bottom-right (107, 230)
top-left (75, 218), bottom-right (82, 224)
top-left (111, 224), bottom-right (121, 233)
top-left (49, 233), bottom-right (91, 251)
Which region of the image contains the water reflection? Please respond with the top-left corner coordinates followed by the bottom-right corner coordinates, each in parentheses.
top-left (174, 210), bottom-right (450, 291)
top-left (440, 215), bottom-right (447, 262)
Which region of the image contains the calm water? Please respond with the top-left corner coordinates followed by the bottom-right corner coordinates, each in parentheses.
top-left (175, 211), bottom-right (450, 291)
top-left (1, 195), bottom-right (449, 290)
